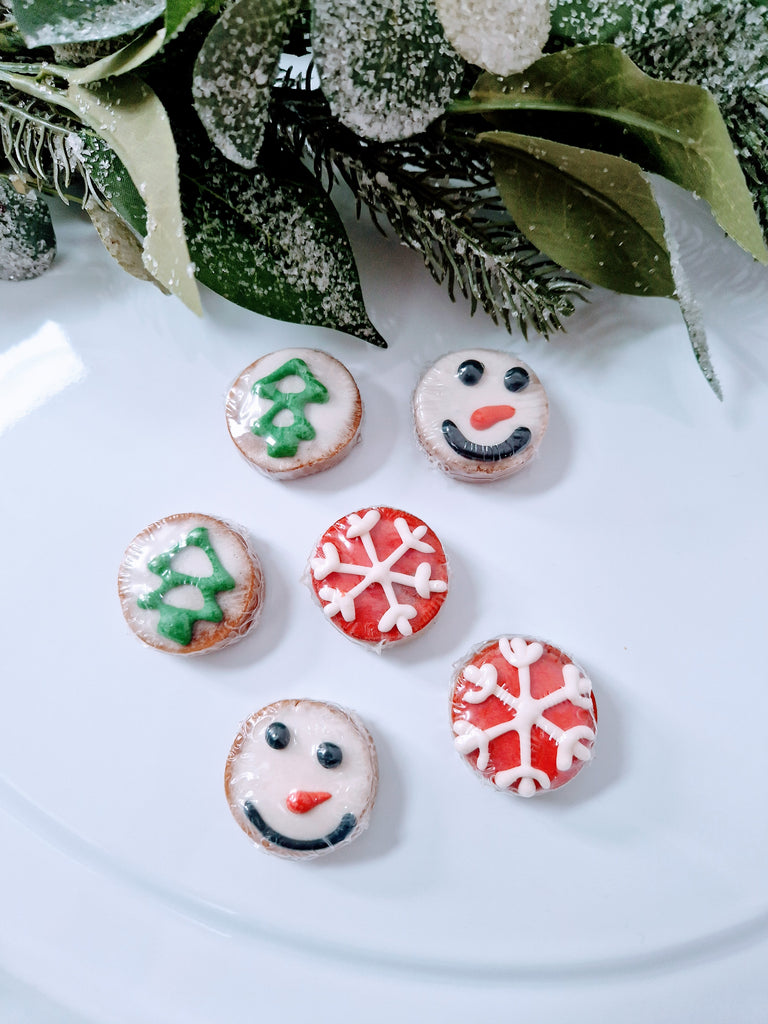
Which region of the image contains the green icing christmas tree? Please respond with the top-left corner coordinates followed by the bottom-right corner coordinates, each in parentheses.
top-left (250, 357), bottom-right (329, 458)
top-left (137, 527), bottom-right (236, 646)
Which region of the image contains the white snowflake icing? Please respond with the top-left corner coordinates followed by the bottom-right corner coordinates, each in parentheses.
top-left (311, 509), bottom-right (447, 636)
top-left (453, 637), bottom-right (595, 797)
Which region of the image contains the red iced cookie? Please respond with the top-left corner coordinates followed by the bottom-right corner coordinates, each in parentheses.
top-left (451, 636), bottom-right (597, 797)
top-left (308, 506), bottom-right (449, 648)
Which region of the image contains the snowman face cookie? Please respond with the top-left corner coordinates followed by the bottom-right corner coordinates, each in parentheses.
top-left (225, 700), bottom-right (378, 859)
top-left (413, 350), bottom-right (548, 481)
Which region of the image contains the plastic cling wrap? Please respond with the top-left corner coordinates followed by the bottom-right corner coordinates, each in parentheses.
top-left (451, 635), bottom-right (597, 797)
top-left (412, 349), bottom-right (549, 482)
top-left (306, 505), bottom-right (449, 651)
top-left (225, 347), bottom-right (363, 480)
top-left (118, 513), bottom-right (265, 655)
top-left (225, 699), bottom-right (379, 860)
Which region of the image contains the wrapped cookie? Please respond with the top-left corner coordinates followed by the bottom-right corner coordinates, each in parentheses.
top-left (307, 505), bottom-right (449, 650)
top-left (226, 348), bottom-right (362, 479)
top-left (225, 699), bottom-right (378, 859)
top-left (118, 513), bottom-right (264, 655)
top-left (451, 635), bottom-right (597, 796)
top-left (412, 349), bottom-right (548, 481)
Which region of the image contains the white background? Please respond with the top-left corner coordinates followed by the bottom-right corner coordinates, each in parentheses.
top-left (1, 181), bottom-right (767, 1022)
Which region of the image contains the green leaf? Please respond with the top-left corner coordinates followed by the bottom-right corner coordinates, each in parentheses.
top-left (181, 141), bottom-right (384, 344)
top-left (66, 25), bottom-right (166, 84)
top-left (11, 0), bottom-right (164, 46)
top-left (192, 0), bottom-right (299, 168)
top-left (312, 0), bottom-right (464, 142)
top-left (0, 174), bottom-right (56, 279)
top-left (549, 1), bottom-right (633, 44)
top-left (66, 76), bottom-right (201, 312)
top-left (480, 130), bottom-right (676, 296)
top-left (165, 0), bottom-right (222, 40)
top-left (464, 45), bottom-right (768, 264)
top-left (79, 134), bottom-right (148, 234)
top-left (0, 20), bottom-right (28, 54)
top-left (0, 68), bottom-right (195, 305)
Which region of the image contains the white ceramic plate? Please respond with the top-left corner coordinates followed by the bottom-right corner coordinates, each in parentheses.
top-left (1, 182), bottom-right (767, 1023)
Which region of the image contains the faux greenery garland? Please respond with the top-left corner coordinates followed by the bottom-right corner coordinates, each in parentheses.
top-left (1, 0), bottom-right (767, 394)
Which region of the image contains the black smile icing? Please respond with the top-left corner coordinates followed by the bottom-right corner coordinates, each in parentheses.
top-left (243, 800), bottom-right (357, 851)
top-left (442, 420), bottom-right (532, 462)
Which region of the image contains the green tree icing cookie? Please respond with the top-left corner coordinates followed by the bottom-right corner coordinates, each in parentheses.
top-left (250, 357), bottom-right (329, 457)
top-left (137, 527), bottom-right (236, 646)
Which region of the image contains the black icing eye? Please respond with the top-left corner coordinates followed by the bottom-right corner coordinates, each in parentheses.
top-left (265, 722), bottom-right (290, 750)
top-left (504, 366), bottom-right (530, 393)
top-left (316, 742), bottom-right (343, 769)
top-left (457, 359), bottom-right (484, 386)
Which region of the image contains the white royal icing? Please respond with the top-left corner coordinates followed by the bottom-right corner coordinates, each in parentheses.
top-left (311, 508), bottom-right (448, 636)
top-left (228, 701), bottom-right (376, 843)
top-left (453, 637), bottom-right (595, 797)
top-left (413, 349), bottom-right (548, 473)
top-left (226, 347), bottom-right (361, 474)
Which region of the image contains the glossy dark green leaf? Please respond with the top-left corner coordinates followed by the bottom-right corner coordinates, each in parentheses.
top-left (181, 143), bottom-right (384, 344)
top-left (11, 0), bottom-right (164, 46)
top-left (549, 1), bottom-right (633, 43)
top-left (464, 45), bottom-right (768, 264)
top-left (312, 0), bottom-right (464, 142)
top-left (66, 26), bottom-right (166, 84)
top-left (79, 134), bottom-right (148, 235)
top-left (193, 0), bottom-right (299, 168)
top-left (165, 0), bottom-right (221, 40)
top-left (0, 175), bottom-right (56, 279)
top-left (481, 130), bottom-right (676, 296)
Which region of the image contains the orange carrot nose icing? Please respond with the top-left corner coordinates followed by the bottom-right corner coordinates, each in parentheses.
top-left (470, 405), bottom-right (516, 430)
top-left (286, 790), bottom-right (332, 814)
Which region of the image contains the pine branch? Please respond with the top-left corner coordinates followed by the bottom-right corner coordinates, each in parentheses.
top-left (0, 84), bottom-right (105, 207)
top-left (271, 77), bottom-right (587, 339)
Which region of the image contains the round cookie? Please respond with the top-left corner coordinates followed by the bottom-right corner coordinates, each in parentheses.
top-left (451, 636), bottom-right (597, 797)
top-left (226, 348), bottom-right (362, 480)
top-left (308, 506), bottom-right (449, 649)
top-left (412, 349), bottom-right (548, 481)
top-left (118, 513), bottom-right (264, 655)
top-left (225, 699), bottom-right (378, 860)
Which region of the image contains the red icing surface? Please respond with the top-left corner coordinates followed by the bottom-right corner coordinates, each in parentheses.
top-left (309, 507), bottom-right (449, 646)
top-left (451, 638), bottom-right (597, 795)
top-left (286, 790), bottom-right (332, 814)
top-left (469, 404), bottom-right (516, 430)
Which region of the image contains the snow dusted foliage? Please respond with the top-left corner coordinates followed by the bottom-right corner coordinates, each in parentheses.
top-left (193, 0), bottom-right (300, 168)
top-left (435, 0), bottom-right (550, 76)
top-left (551, 0), bottom-right (768, 236)
top-left (0, 177), bottom-right (56, 280)
top-left (312, 0), bottom-right (464, 143)
top-left (11, 0), bottom-right (164, 46)
top-left (183, 142), bottom-right (384, 344)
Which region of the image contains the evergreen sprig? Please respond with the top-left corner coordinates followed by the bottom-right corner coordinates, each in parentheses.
top-left (0, 85), bottom-right (103, 206)
top-left (273, 77), bottom-right (587, 338)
